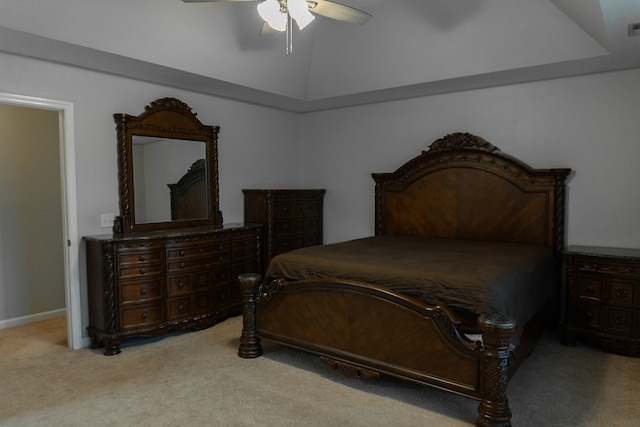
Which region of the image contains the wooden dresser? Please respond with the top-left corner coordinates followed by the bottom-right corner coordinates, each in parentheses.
top-left (84, 223), bottom-right (260, 355)
top-left (562, 245), bottom-right (640, 356)
top-left (243, 189), bottom-right (325, 271)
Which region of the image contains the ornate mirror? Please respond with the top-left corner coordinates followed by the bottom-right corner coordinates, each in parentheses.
top-left (113, 98), bottom-right (222, 233)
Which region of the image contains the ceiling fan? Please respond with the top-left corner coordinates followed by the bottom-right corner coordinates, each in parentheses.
top-left (181, 0), bottom-right (372, 54)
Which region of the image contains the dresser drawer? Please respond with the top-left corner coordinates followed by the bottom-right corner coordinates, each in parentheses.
top-left (232, 236), bottom-right (257, 260)
top-left (167, 275), bottom-right (193, 296)
top-left (575, 256), bottom-right (640, 277)
top-left (213, 265), bottom-right (231, 284)
top-left (118, 250), bottom-right (163, 265)
top-left (273, 202), bottom-right (295, 219)
top-left (272, 237), bottom-right (295, 254)
top-left (273, 220), bottom-right (295, 235)
top-left (294, 218), bottom-right (320, 234)
top-left (119, 263), bottom-right (163, 280)
top-left (293, 202), bottom-right (321, 218)
top-left (575, 275), bottom-right (603, 300)
top-left (120, 279), bottom-right (163, 304)
top-left (213, 286), bottom-right (231, 308)
top-left (575, 301), bottom-right (601, 329)
top-left (166, 253), bottom-right (229, 272)
top-left (120, 303), bottom-right (163, 329)
top-left (165, 241), bottom-right (228, 260)
top-left (604, 307), bottom-right (636, 335)
top-left (194, 292), bottom-right (213, 314)
top-left (605, 279), bottom-right (637, 308)
top-left (302, 233), bottom-right (321, 247)
top-left (167, 297), bottom-right (192, 320)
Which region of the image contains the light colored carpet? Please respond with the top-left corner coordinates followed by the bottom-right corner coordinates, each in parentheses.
top-left (0, 316), bottom-right (638, 427)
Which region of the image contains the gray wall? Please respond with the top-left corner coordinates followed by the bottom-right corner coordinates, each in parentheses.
top-left (300, 68), bottom-right (640, 249)
top-left (0, 104), bottom-right (65, 322)
top-left (1, 50), bottom-right (301, 330)
top-left (1, 49), bottom-right (639, 334)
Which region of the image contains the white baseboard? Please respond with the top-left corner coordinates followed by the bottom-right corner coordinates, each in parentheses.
top-left (0, 308), bottom-right (67, 330)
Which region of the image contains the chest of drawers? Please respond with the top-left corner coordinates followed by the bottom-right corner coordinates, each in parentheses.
top-left (243, 189), bottom-right (325, 271)
top-left (562, 245), bottom-right (640, 356)
top-left (84, 223), bottom-right (260, 355)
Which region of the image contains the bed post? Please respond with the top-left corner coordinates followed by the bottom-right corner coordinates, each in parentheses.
top-left (476, 314), bottom-right (517, 427)
top-left (238, 273), bottom-right (263, 358)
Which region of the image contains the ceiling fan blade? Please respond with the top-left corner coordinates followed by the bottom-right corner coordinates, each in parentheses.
top-left (260, 21), bottom-right (281, 36)
top-left (308, 0), bottom-right (371, 25)
top-left (181, 0), bottom-right (256, 3)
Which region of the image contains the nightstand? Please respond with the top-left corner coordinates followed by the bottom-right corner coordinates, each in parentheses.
top-left (562, 245), bottom-right (640, 356)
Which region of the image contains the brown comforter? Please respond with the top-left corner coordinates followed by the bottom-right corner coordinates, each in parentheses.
top-left (267, 235), bottom-right (555, 339)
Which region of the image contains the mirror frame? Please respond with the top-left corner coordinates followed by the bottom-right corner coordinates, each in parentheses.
top-left (113, 98), bottom-right (222, 234)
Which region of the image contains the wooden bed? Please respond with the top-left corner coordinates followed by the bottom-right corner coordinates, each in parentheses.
top-left (237, 132), bottom-right (571, 427)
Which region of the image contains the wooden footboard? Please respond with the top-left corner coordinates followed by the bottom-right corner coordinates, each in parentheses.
top-left (238, 274), bottom-right (516, 427)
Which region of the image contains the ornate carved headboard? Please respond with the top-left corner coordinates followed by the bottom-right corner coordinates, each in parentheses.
top-left (372, 133), bottom-right (571, 255)
top-left (169, 158), bottom-right (207, 221)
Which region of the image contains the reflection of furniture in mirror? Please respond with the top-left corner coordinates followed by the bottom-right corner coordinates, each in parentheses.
top-left (84, 98), bottom-right (261, 355)
top-left (113, 97), bottom-right (222, 234)
top-left (133, 137), bottom-right (207, 224)
top-left (169, 159), bottom-right (207, 220)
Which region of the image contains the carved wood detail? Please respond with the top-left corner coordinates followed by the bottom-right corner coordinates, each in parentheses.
top-left (320, 357), bottom-right (381, 380)
top-left (238, 273), bottom-right (263, 358)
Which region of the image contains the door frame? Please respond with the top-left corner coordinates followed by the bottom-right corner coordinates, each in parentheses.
top-left (0, 92), bottom-right (84, 349)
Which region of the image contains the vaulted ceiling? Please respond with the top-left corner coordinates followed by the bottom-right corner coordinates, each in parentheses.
top-left (1, 0), bottom-right (639, 112)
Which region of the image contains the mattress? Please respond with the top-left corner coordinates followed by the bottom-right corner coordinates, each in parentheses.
top-left (267, 235), bottom-right (555, 338)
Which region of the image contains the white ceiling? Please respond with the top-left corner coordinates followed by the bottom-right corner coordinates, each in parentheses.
top-left (1, 0), bottom-right (639, 112)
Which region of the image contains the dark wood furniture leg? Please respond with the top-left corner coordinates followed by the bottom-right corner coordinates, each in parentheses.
top-left (238, 273), bottom-right (263, 358)
top-left (476, 314), bottom-right (517, 427)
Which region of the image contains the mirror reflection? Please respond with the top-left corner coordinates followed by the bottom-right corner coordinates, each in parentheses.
top-left (132, 136), bottom-right (207, 224)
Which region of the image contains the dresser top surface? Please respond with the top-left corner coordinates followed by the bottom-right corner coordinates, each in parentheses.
top-left (565, 245), bottom-right (640, 260)
top-left (83, 222), bottom-right (261, 242)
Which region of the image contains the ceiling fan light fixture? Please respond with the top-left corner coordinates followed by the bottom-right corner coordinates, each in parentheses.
top-left (288, 0), bottom-right (315, 30)
top-left (257, 0), bottom-right (287, 32)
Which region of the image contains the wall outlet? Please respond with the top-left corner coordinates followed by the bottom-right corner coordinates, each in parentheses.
top-left (100, 213), bottom-right (115, 228)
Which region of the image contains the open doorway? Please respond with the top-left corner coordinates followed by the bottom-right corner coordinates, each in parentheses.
top-left (0, 93), bottom-right (81, 349)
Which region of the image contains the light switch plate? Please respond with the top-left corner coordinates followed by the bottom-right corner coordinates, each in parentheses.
top-left (100, 213), bottom-right (115, 228)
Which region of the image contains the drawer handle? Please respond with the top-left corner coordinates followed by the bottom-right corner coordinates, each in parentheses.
top-left (613, 315), bottom-right (628, 326)
top-left (587, 286), bottom-right (594, 293)
top-left (219, 244), bottom-right (225, 250)
top-left (141, 312), bottom-right (148, 320)
top-left (219, 256), bottom-right (225, 261)
top-left (178, 282), bottom-right (185, 289)
top-left (139, 268), bottom-right (146, 275)
top-left (614, 287), bottom-right (630, 299)
top-left (178, 304), bottom-right (185, 311)
top-left (139, 255), bottom-right (145, 262)
top-left (140, 288), bottom-right (148, 296)
top-left (179, 250), bottom-right (185, 256)
top-left (180, 262), bottom-right (186, 268)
